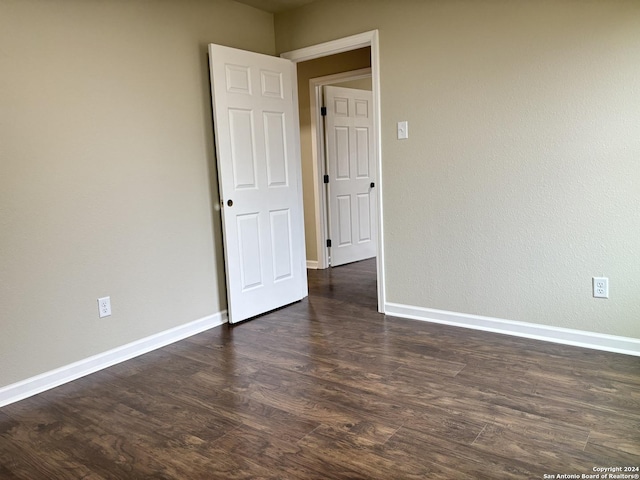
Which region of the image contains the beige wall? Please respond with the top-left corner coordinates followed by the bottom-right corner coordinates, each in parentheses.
top-left (334, 78), bottom-right (373, 91)
top-left (0, 0), bottom-right (274, 387)
top-left (296, 48), bottom-right (371, 261)
top-left (276, 0), bottom-right (640, 338)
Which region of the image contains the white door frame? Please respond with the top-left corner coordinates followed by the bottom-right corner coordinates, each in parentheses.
top-left (310, 68), bottom-right (372, 270)
top-left (281, 30), bottom-right (385, 314)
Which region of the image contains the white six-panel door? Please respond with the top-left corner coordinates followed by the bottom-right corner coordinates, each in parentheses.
top-left (208, 44), bottom-right (307, 324)
top-left (324, 86), bottom-right (377, 267)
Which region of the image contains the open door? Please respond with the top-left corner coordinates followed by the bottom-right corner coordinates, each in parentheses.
top-left (324, 85), bottom-right (377, 267)
top-left (208, 44), bottom-right (308, 324)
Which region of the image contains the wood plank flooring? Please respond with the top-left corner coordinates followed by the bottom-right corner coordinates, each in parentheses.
top-left (1, 259), bottom-right (639, 479)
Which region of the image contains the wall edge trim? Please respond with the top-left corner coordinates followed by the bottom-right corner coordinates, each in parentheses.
top-left (306, 260), bottom-right (319, 269)
top-left (384, 302), bottom-right (640, 357)
top-left (0, 312), bottom-right (228, 408)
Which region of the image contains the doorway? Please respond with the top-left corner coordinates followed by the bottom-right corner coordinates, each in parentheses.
top-left (319, 80), bottom-right (376, 268)
top-left (308, 67), bottom-right (372, 269)
top-left (281, 30), bottom-right (385, 314)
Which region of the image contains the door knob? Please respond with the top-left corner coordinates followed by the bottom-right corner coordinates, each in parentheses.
top-left (370, 182), bottom-right (375, 188)
top-left (227, 199), bottom-right (233, 207)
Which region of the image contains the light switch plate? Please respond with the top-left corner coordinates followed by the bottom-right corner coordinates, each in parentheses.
top-left (397, 121), bottom-right (408, 140)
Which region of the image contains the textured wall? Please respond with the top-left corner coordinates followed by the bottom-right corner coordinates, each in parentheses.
top-left (276, 0), bottom-right (640, 337)
top-left (0, 0), bottom-right (274, 387)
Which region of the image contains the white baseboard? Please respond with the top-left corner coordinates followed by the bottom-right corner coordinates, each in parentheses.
top-left (306, 260), bottom-right (319, 269)
top-left (385, 302), bottom-right (640, 357)
top-left (0, 311), bottom-right (228, 408)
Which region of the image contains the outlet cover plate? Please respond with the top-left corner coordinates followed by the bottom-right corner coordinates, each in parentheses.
top-left (98, 296), bottom-right (112, 318)
top-left (593, 277), bottom-right (609, 299)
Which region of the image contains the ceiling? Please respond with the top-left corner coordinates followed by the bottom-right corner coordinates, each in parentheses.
top-left (233, 0), bottom-right (317, 13)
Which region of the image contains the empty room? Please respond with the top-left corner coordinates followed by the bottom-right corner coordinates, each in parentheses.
top-left (1, 0), bottom-right (639, 478)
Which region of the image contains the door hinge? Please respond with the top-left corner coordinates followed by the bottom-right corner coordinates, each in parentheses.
top-left (321, 106), bottom-right (327, 116)
top-left (323, 174), bottom-right (329, 184)
top-left (326, 239), bottom-right (332, 248)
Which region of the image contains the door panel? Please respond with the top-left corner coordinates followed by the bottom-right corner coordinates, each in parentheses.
top-left (229, 109), bottom-right (257, 188)
top-left (337, 195), bottom-right (352, 246)
top-left (270, 208), bottom-right (293, 282)
top-left (325, 85), bottom-right (377, 266)
top-left (264, 112), bottom-right (288, 187)
top-left (357, 193), bottom-right (372, 242)
top-left (209, 44), bottom-right (307, 323)
top-left (335, 127), bottom-right (350, 179)
top-left (355, 127), bottom-right (370, 178)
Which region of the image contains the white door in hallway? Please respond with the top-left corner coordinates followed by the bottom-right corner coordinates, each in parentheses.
top-left (324, 85), bottom-right (377, 267)
top-left (208, 44), bottom-right (307, 324)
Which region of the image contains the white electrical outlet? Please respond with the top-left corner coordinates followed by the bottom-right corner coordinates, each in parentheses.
top-left (592, 277), bottom-right (609, 299)
top-left (98, 296), bottom-right (112, 318)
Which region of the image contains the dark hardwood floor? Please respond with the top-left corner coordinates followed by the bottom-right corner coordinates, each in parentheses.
top-left (1, 259), bottom-right (639, 479)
